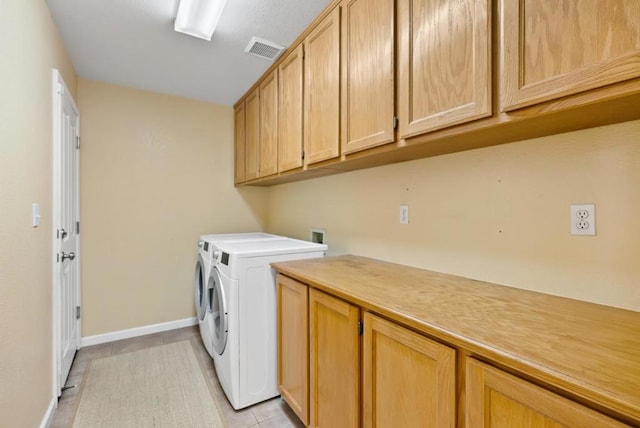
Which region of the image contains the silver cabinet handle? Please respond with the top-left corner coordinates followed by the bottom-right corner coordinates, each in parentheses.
top-left (61, 251), bottom-right (75, 262)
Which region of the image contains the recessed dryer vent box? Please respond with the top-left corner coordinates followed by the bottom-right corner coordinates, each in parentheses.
top-left (311, 228), bottom-right (326, 245)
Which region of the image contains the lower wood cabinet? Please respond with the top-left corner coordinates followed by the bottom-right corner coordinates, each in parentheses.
top-left (274, 257), bottom-right (638, 427)
top-left (277, 273), bottom-right (632, 427)
top-left (277, 275), bottom-right (309, 425)
top-left (466, 358), bottom-right (628, 427)
top-left (277, 274), bottom-right (456, 428)
top-left (309, 288), bottom-right (360, 428)
top-left (362, 312), bottom-right (456, 428)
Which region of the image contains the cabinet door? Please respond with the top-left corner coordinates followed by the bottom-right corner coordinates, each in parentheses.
top-left (244, 89), bottom-right (260, 181)
top-left (466, 358), bottom-right (628, 427)
top-left (362, 312), bottom-right (455, 428)
top-left (234, 103), bottom-right (246, 184)
top-left (398, 0), bottom-right (491, 139)
top-left (341, 0), bottom-right (395, 154)
top-left (309, 288), bottom-right (359, 428)
top-left (501, 0), bottom-right (640, 111)
top-left (304, 7), bottom-right (341, 166)
top-left (278, 45), bottom-right (304, 173)
top-left (277, 275), bottom-right (309, 425)
top-left (259, 70), bottom-right (278, 177)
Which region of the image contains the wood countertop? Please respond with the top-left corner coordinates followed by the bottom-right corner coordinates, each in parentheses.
top-left (271, 255), bottom-right (640, 423)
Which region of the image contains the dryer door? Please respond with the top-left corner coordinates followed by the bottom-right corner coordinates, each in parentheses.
top-left (208, 267), bottom-right (228, 355)
top-left (194, 254), bottom-right (207, 322)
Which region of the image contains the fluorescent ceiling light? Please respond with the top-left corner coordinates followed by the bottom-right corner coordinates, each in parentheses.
top-left (174, 0), bottom-right (228, 41)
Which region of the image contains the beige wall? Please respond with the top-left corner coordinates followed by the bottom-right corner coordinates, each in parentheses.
top-left (0, 0), bottom-right (77, 426)
top-left (78, 79), bottom-right (268, 336)
top-left (268, 120), bottom-right (640, 312)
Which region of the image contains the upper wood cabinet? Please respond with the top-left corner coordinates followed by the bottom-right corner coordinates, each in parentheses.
top-left (244, 89), bottom-right (260, 181)
top-left (234, 103), bottom-right (246, 184)
top-left (277, 274), bottom-right (309, 426)
top-left (501, 0), bottom-right (640, 111)
top-left (259, 70), bottom-right (278, 177)
top-left (278, 45), bottom-right (304, 173)
top-left (341, 0), bottom-right (395, 154)
top-left (234, 0), bottom-right (640, 186)
top-left (398, 0), bottom-right (492, 139)
top-left (304, 6), bottom-right (341, 166)
top-left (466, 358), bottom-right (629, 427)
top-left (309, 288), bottom-right (360, 428)
top-left (362, 312), bottom-right (456, 428)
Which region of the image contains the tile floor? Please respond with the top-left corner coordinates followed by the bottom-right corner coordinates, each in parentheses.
top-left (50, 326), bottom-right (304, 428)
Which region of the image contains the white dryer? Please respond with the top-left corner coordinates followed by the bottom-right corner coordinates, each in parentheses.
top-left (194, 233), bottom-right (280, 357)
top-left (207, 238), bottom-right (327, 409)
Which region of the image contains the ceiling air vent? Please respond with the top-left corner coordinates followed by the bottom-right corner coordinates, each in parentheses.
top-left (244, 37), bottom-right (285, 61)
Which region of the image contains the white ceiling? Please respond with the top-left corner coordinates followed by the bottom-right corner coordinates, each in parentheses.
top-left (46, 0), bottom-right (331, 106)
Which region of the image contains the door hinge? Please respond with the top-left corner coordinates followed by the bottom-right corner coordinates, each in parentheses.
top-left (57, 83), bottom-right (64, 95)
top-left (76, 221), bottom-right (80, 234)
top-left (56, 253), bottom-right (60, 263)
top-left (393, 116), bottom-right (399, 130)
top-left (301, 151), bottom-right (305, 160)
top-left (76, 136), bottom-right (80, 149)
top-left (75, 306), bottom-right (81, 320)
top-left (358, 320), bottom-right (363, 336)
top-left (56, 229), bottom-right (59, 239)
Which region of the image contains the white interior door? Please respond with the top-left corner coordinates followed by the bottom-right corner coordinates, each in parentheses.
top-left (53, 70), bottom-right (81, 395)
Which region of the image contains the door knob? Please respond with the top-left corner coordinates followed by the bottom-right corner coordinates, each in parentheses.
top-left (61, 251), bottom-right (75, 262)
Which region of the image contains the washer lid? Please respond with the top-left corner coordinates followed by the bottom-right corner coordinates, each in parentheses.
top-left (199, 233), bottom-right (282, 246)
top-left (207, 267), bottom-right (228, 355)
top-left (214, 237), bottom-right (327, 257)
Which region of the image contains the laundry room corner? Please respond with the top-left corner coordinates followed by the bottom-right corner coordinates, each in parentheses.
top-left (235, 184), bottom-right (271, 232)
top-left (77, 79), bottom-right (269, 338)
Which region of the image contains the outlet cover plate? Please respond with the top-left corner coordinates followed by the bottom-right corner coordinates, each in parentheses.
top-left (570, 204), bottom-right (596, 236)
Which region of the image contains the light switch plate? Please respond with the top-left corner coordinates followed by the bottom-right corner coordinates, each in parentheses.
top-left (399, 205), bottom-right (409, 224)
top-left (32, 203), bottom-right (40, 227)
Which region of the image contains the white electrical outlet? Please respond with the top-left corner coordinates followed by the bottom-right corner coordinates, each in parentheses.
top-left (399, 205), bottom-right (409, 224)
top-left (570, 204), bottom-right (596, 236)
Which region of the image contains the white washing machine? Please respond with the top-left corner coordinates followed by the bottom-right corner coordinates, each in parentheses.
top-left (194, 233), bottom-right (280, 357)
top-left (207, 238), bottom-right (327, 409)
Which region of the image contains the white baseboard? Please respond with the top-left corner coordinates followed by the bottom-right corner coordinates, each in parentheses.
top-left (81, 317), bottom-right (198, 347)
top-left (40, 397), bottom-right (57, 428)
